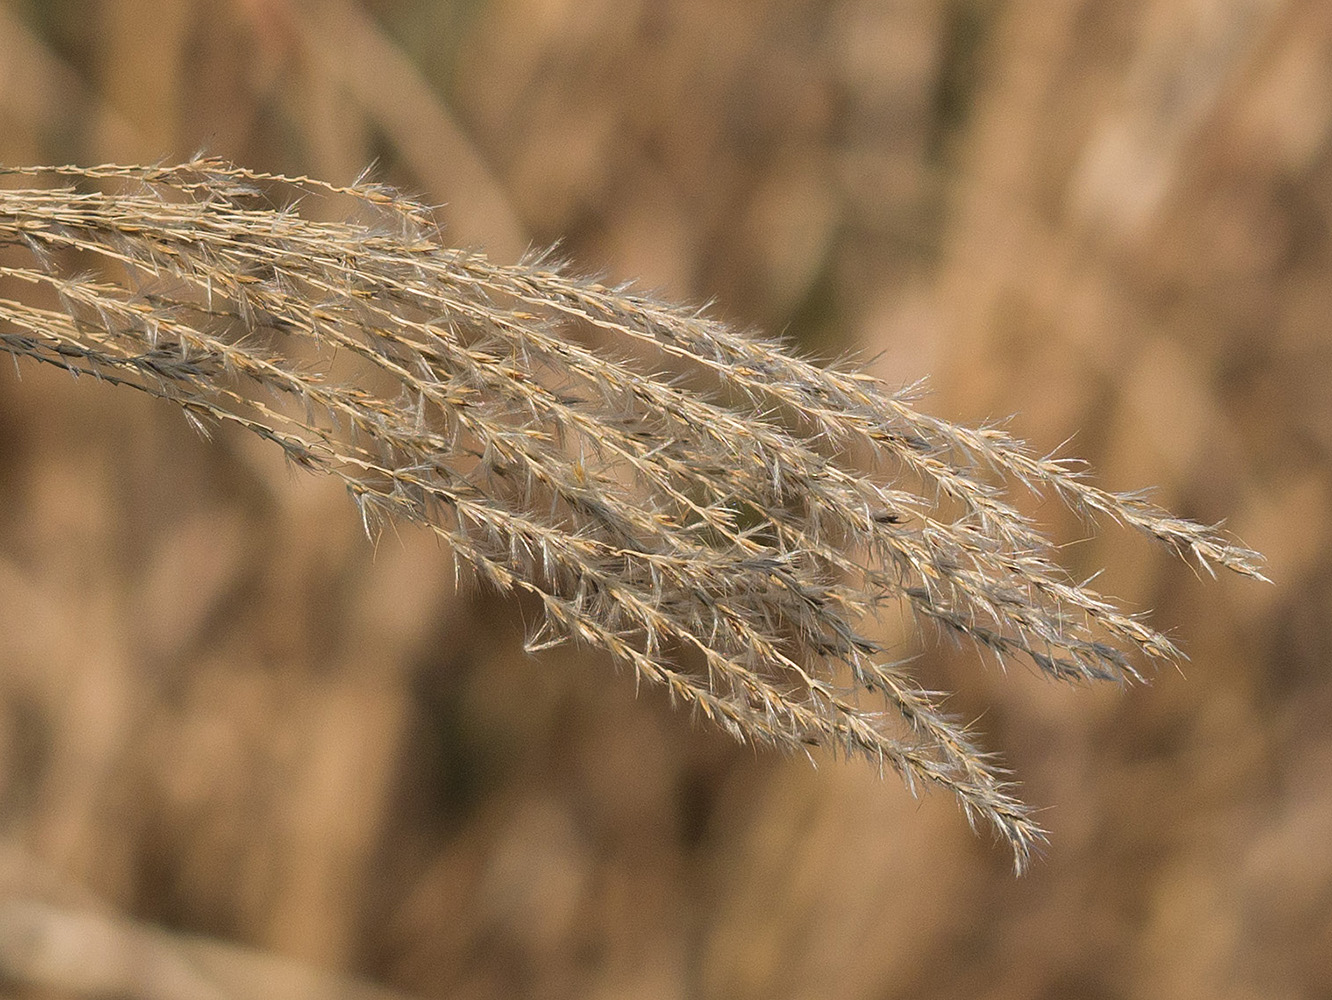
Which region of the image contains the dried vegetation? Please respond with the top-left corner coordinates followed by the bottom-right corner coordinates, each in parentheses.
top-left (0, 158), bottom-right (1264, 869)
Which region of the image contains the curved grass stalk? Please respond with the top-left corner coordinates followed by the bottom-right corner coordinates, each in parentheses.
top-left (0, 158), bottom-right (1265, 871)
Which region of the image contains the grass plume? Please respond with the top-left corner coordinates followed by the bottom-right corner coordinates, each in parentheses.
top-left (0, 158), bottom-right (1266, 871)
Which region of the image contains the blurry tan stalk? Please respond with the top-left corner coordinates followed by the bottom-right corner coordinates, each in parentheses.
top-left (0, 160), bottom-right (1264, 870)
top-left (0, 897), bottom-right (411, 1000)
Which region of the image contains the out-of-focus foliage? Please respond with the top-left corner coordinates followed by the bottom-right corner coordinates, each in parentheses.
top-left (0, 2), bottom-right (1327, 999)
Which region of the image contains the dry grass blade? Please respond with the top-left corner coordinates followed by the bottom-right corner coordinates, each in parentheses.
top-left (0, 158), bottom-right (1265, 871)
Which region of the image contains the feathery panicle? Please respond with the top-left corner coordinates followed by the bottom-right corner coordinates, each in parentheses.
top-left (0, 159), bottom-right (1265, 870)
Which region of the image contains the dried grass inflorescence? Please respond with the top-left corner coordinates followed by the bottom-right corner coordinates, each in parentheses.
top-left (0, 159), bottom-right (1264, 870)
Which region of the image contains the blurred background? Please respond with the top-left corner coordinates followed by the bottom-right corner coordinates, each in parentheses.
top-left (0, 1), bottom-right (1328, 997)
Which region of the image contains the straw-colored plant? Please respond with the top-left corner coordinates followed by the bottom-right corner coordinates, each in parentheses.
top-left (0, 158), bottom-right (1264, 870)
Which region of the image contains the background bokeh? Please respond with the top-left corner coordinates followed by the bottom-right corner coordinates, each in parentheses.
top-left (0, 1), bottom-right (1328, 997)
